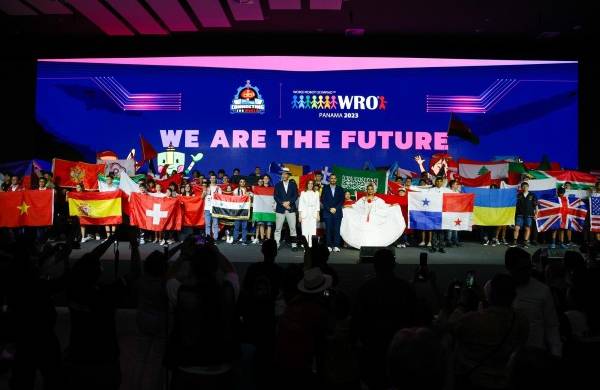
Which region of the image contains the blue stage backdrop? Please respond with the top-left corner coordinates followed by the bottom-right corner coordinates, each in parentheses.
top-left (35, 57), bottom-right (578, 174)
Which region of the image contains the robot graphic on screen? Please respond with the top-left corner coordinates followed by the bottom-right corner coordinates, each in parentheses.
top-left (156, 143), bottom-right (203, 176)
top-left (414, 153), bottom-right (457, 180)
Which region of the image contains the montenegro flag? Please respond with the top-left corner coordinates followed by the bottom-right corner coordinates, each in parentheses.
top-left (0, 190), bottom-right (54, 227)
top-left (68, 191), bottom-right (122, 225)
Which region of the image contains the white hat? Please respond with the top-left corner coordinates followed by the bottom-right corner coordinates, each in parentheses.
top-left (281, 167), bottom-right (291, 174)
top-left (297, 268), bottom-right (332, 294)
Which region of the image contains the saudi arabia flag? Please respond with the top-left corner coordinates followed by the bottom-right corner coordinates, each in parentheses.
top-left (252, 186), bottom-right (276, 222)
top-left (333, 166), bottom-right (387, 194)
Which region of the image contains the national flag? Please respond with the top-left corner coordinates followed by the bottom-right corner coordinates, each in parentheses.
top-left (333, 165), bottom-right (387, 194)
top-left (154, 173), bottom-right (183, 190)
top-left (129, 193), bottom-right (183, 231)
top-left (181, 196), bottom-right (205, 227)
top-left (387, 180), bottom-right (403, 195)
top-left (458, 159), bottom-right (509, 180)
top-left (0, 160), bottom-right (51, 189)
top-left (68, 191), bottom-right (122, 225)
top-left (252, 186), bottom-right (276, 222)
top-left (507, 162), bottom-right (528, 185)
top-left (544, 170), bottom-right (597, 191)
top-left (299, 171), bottom-right (317, 192)
top-left (590, 195), bottom-right (600, 233)
top-left (140, 135), bottom-right (158, 162)
top-left (463, 187), bottom-right (517, 226)
top-left (98, 174), bottom-right (120, 192)
top-left (524, 177), bottom-right (558, 200)
top-left (536, 196), bottom-right (588, 232)
top-left (118, 170), bottom-right (141, 196)
top-left (447, 113), bottom-right (480, 144)
top-left (0, 190), bottom-right (54, 227)
top-left (101, 159), bottom-right (136, 176)
top-left (408, 192), bottom-right (474, 231)
top-left (52, 159), bottom-right (105, 190)
top-left (211, 193), bottom-right (251, 220)
top-left (458, 172), bottom-right (492, 188)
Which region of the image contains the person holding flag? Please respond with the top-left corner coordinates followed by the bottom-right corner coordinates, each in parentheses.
top-left (232, 178), bottom-right (251, 245)
top-left (203, 173), bottom-right (222, 240)
top-left (511, 182), bottom-right (537, 248)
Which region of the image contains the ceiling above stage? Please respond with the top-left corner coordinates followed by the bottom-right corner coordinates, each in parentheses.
top-left (0, 0), bottom-right (584, 37)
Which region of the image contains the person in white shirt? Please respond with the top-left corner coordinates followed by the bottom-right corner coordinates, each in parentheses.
top-left (232, 178), bottom-right (251, 245)
top-left (298, 179), bottom-right (320, 247)
top-left (429, 177), bottom-right (451, 253)
top-left (99, 174), bottom-right (118, 240)
top-left (203, 174), bottom-right (221, 239)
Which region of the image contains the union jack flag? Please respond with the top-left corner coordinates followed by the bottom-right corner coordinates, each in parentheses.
top-left (591, 194), bottom-right (600, 232)
top-left (536, 196), bottom-right (588, 232)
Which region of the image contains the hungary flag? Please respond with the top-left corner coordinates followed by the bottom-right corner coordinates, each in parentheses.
top-left (458, 159), bottom-right (509, 180)
top-left (333, 165), bottom-right (387, 194)
top-left (252, 186), bottom-right (276, 222)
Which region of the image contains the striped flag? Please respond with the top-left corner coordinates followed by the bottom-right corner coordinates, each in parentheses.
top-left (458, 159), bottom-right (509, 180)
top-left (211, 193), bottom-right (251, 220)
top-left (463, 187), bottom-right (516, 226)
top-left (68, 190), bottom-right (122, 225)
top-left (252, 186), bottom-right (276, 222)
top-left (408, 192), bottom-right (474, 231)
top-left (536, 196), bottom-right (588, 232)
top-left (591, 194), bottom-right (600, 232)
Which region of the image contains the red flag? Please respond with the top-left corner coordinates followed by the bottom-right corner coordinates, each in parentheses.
top-left (299, 171), bottom-right (317, 192)
top-left (218, 183), bottom-right (238, 191)
top-left (153, 173), bottom-right (184, 190)
top-left (52, 158), bottom-right (105, 190)
top-left (181, 196), bottom-right (205, 227)
top-left (140, 135), bottom-right (158, 162)
top-left (0, 190), bottom-right (54, 227)
top-left (129, 193), bottom-right (183, 232)
top-left (387, 180), bottom-right (403, 195)
top-left (458, 172), bottom-right (492, 187)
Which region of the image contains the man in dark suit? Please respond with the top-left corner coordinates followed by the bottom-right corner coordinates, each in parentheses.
top-left (273, 168), bottom-right (299, 249)
top-left (321, 173), bottom-right (345, 252)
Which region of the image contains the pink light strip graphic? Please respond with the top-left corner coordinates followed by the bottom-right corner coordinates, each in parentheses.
top-left (0, 0), bottom-right (36, 15)
top-left (187, 0), bottom-right (231, 28)
top-left (68, 0), bottom-right (134, 36)
top-left (91, 77), bottom-right (181, 111)
top-left (427, 79), bottom-right (519, 113)
top-left (269, 0), bottom-right (301, 9)
top-left (226, 0), bottom-right (264, 21)
top-left (38, 56), bottom-right (576, 72)
top-left (145, 0), bottom-right (197, 32)
top-left (25, 0), bottom-right (72, 14)
top-left (310, 0), bottom-right (343, 10)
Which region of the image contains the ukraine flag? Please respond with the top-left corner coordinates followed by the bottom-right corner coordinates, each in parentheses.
top-left (463, 187), bottom-right (517, 226)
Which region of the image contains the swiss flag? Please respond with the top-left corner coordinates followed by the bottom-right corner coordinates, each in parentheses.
top-left (0, 190), bottom-right (54, 227)
top-left (129, 193), bottom-right (182, 231)
top-left (181, 196), bottom-right (205, 227)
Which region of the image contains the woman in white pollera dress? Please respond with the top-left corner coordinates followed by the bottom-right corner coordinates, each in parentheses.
top-left (298, 179), bottom-right (321, 247)
top-left (341, 183), bottom-right (406, 249)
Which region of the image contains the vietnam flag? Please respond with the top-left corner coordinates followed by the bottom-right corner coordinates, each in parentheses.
top-left (129, 193), bottom-right (183, 231)
top-left (68, 191), bottom-right (122, 225)
top-left (0, 190), bottom-right (54, 227)
top-left (53, 158), bottom-right (105, 190)
top-left (181, 196), bottom-right (205, 227)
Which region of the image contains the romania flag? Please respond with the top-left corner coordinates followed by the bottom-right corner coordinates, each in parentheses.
top-left (68, 190), bottom-right (122, 225)
top-left (463, 187), bottom-right (517, 226)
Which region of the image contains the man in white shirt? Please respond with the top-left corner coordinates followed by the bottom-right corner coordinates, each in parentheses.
top-left (429, 177), bottom-right (451, 253)
top-left (203, 174), bottom-right (221, 240)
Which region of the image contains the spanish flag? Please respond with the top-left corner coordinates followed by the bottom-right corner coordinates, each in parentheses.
top-left (68, 191), bottom-right (122, 225)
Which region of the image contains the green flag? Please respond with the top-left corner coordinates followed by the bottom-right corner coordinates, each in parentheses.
top-left (333, 165), bottom-right (387, 194)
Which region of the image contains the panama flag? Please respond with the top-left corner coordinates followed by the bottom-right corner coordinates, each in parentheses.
top-left (211, 193), bottom-right (251, 220)
top-left (408, 192), bottom-right (474, 231)
top-left (536, 196), bottom-right (588, 232)
top-left (458, 159), bottom-right (509, 180)
top-left (252, 186), bottom-right (276, 222)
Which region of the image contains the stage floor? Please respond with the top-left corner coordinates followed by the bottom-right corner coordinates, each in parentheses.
top-left (74, 240), bottom-right (541, 266)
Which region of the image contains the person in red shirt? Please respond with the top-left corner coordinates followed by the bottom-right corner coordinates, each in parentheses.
top-left (343, 191), bottom-right (355, 208)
